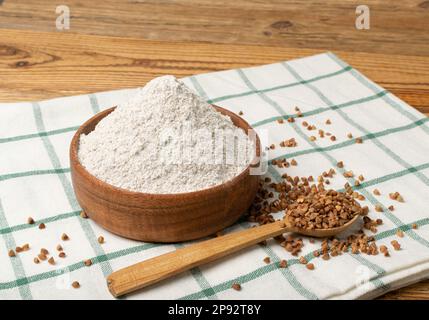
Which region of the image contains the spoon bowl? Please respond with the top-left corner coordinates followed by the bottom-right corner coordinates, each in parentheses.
top-left (284, 213), bottom-right (360, 238)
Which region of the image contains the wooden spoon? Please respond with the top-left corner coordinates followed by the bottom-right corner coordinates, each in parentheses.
top-left (107, 214), bottom-right (359, 297)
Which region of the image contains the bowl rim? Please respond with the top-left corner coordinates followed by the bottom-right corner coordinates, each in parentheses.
top-left (70, 104), bottom-right (261, 199)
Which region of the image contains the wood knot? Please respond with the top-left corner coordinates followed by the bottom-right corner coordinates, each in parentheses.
top-left (0, 45), bottom-right (17, 56)
top-left (15, 60), bottom-right (29, 68)
top-left (270, 20), bottom-right (293, 30)
top-left (418, 0), bottom-right (429, 8)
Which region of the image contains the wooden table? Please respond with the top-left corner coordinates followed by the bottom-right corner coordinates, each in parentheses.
top-left (0, 0), bottom-right (428, 299)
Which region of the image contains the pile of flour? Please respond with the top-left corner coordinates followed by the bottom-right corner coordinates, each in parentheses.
top-left (78, 75), bottom-right (254, 194)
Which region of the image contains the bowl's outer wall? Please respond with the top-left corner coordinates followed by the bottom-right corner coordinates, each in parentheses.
top-left (70, 106), bottom-right (261, 242)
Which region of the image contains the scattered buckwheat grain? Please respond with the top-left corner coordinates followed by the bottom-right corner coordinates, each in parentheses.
top-left (375, 204), bottom-right (383, 212)
top-left (279, 260), bottom-right (288, 268)
top-left (306, 263), bottom-right (315, 270)
top-left (72, 281), bottom-right (80, 289)
top-left (27, 217), bottom-right (35, 225)
top-left (380, 245), bottom-right (390, 257)
top-left (48, 257), bottom-right (55, 265)
top-left (61, 233), bottom-right (69, 241)
top-left (389, 192), bottom-right (404, 202)
top-left (231, 283), bottom-right (241, 291)
top-left (389, 192), bottom-right (398, 200)
top-left (280, 138), bottom-right (297, 148)
top-left (98, 236), bottom-right (105, 244)
top-left (344, 171), bottom-right (354, 178)
top-left (391, 240), bottom-right (401, 250)
top-left (38, 253), bottom-right (47, 261)
top-left (373, 189), bottom-right (381, 196)
top-left (8, 250), bottom-right (15, 257)
top-left (263, 257), bottom-right (271, 264)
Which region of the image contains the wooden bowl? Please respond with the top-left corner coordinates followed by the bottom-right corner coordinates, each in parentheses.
top-left (70, 105), bottom-right (261, 243)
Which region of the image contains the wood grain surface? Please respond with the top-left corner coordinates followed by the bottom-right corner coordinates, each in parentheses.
top-left (0, 0), bottom-right (428, 56)
top-left (0, 29), bottom-right (428, 116)
top-left (0, 0), bottom-right (428, 299)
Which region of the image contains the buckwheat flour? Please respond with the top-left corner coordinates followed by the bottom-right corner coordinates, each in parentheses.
top-left (78, 75), bottom-right (254, 194)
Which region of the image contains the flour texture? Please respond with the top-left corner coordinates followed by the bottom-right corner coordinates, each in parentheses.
top-left (78, 75), bottom-right (254, 194)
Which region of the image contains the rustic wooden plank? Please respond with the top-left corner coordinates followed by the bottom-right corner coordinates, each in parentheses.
top-left (380, 279), bottom-right (429, 300)
top-left (0, 28), bottom-right (428, 299)
top-left (0, 0), bottom-right (428, 56)
top-left (0, 29), bottom-right (428, 117)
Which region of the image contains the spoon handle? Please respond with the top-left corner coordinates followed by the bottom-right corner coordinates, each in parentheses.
top-left (107, 220), bottom-right (287, 297)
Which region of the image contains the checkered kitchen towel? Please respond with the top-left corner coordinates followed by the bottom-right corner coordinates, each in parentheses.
top-left (1, 52), bottom-right (429, 300)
